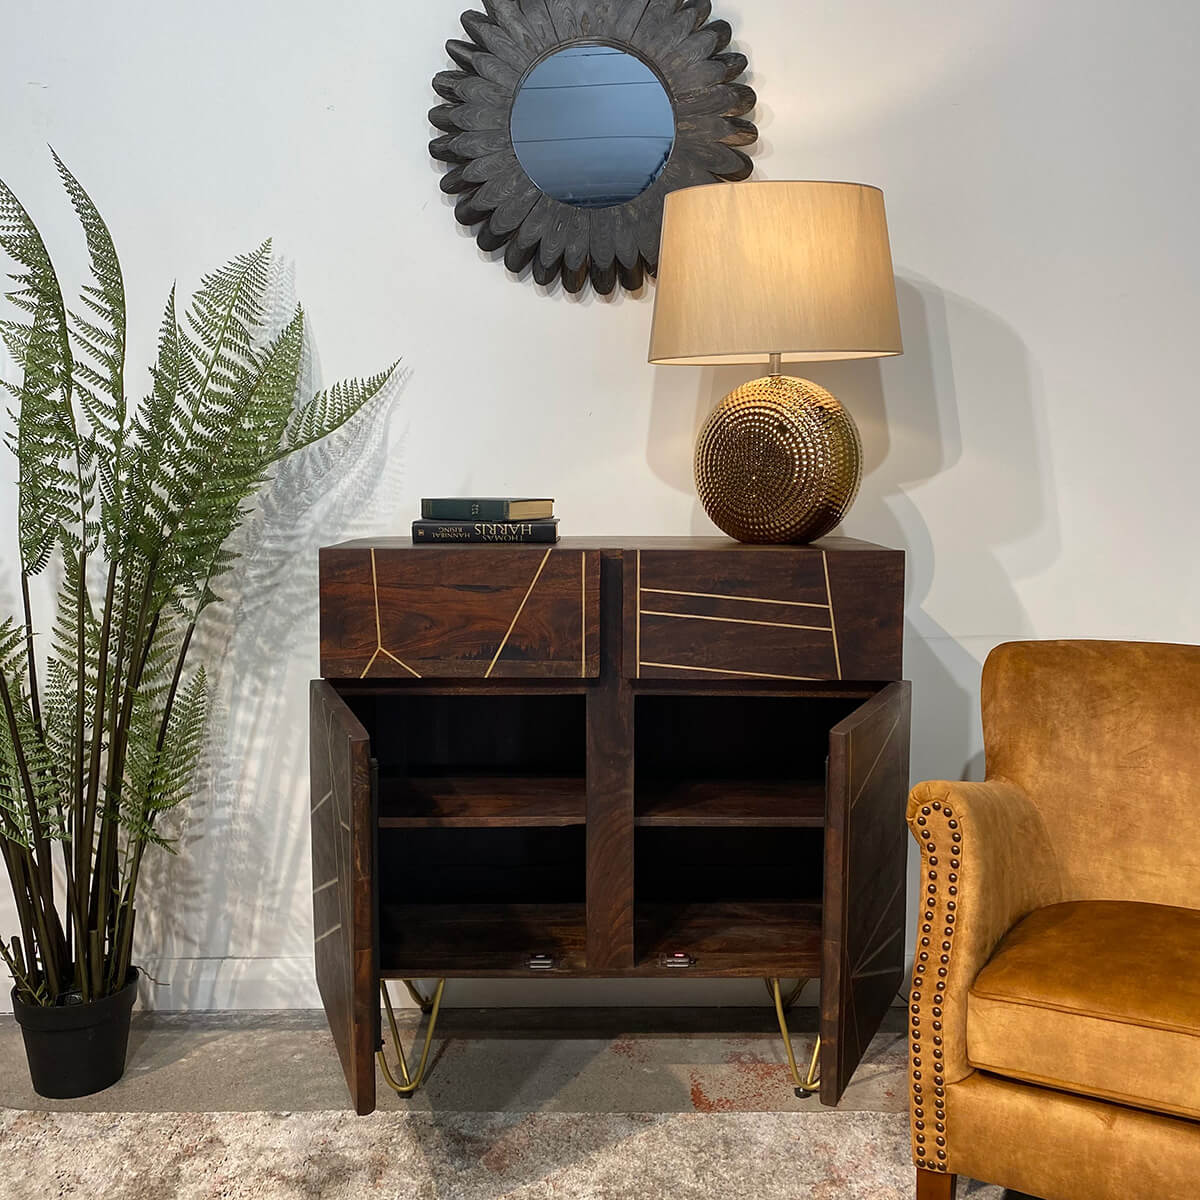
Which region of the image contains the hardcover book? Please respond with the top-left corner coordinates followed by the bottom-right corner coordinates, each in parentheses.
top-left (412, 519), bottom-right (560, 544)
top-left (421, 497), bottom-right (554, 521)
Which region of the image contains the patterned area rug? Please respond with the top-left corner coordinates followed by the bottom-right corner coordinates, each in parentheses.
top-left (0, 1108), bottom-right (1006, 1200)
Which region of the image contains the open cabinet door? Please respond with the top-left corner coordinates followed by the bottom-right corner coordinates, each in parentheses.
top-left (821, 680), bottom-right (912, 1105)
top-left (310, 680), bottom-right (378, 1115)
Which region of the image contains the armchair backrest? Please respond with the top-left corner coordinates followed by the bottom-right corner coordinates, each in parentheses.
top-left (982, 639), bottom-right (1200, 909)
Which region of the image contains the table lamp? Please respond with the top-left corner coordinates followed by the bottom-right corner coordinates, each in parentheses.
top-left (648, 181), bottom-right (902, 543)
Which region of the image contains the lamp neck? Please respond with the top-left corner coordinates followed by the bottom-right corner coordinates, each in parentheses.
top-left (768, 353), bottom-right (782, 377)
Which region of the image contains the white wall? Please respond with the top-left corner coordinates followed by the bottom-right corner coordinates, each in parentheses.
top-left (2, 0), bottom-right (1198, 1011)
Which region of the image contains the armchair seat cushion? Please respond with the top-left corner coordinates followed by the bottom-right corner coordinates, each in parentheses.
top-left (966, 900), bottom-right (1200, 1120)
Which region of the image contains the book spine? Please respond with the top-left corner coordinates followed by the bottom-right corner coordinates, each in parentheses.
top-left (412, 520), bottom-right (560, 544)
top-left (422, 499), bottom-right (516, 521)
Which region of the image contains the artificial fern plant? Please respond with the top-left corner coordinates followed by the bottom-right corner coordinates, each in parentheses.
top-left (0, 152), bottom-right (394, 1005)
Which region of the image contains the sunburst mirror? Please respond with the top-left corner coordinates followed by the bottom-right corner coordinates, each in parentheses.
top-left (429, 0), bottom-right (758, 294)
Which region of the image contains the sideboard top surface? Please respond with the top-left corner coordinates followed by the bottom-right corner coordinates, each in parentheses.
top-left (324, 535), bottom-right (902, 555)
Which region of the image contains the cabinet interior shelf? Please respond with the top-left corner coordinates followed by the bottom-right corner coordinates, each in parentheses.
top-left (635, 778), bottom-right (826, 827)
top-left (380, 902), bottom-right (587, 975)
top-left (378, 900), bottom-right (824, 978)
top-left (377, 773), bottom-right (827, 829)
top-left (378, 773), bottom-right (586, 827)
top-left (636, 901), bottom-right (824, 976)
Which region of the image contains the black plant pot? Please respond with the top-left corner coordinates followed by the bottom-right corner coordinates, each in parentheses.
top-left (11, 970), bottom-right (138, 1098)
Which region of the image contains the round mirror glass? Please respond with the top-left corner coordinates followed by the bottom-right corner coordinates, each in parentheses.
top-left (510, 43), bottom-right (675, 209)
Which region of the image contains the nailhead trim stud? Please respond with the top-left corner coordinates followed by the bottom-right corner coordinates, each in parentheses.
top-left (910, 801), bottom-right (958, 1174)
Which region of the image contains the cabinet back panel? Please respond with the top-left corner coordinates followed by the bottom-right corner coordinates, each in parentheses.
top-left (636, 695), bottom-right (862, 780)
top-left (347, 694), bottom-right (587, 775)
top-left (379, 826), bottom-right (586, 905)
top-left (635, 827), bottom-right (824, 904)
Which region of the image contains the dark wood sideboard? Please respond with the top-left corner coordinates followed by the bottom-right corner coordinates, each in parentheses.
top-left (311, 536), bottom-right (910, 1114)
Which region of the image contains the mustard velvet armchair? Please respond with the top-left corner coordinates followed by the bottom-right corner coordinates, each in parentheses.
top-left (907, 640), bottom-right (1200, 1200)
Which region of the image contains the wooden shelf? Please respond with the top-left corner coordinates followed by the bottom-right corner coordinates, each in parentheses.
top-left (635, 901), bottom-right (823, 977)
top-left (635, 778), bottom-right (826, 827)
top-left (380, 903), bottom-right (586, 975)
top-left (378, 774), bottom-right (586, 827)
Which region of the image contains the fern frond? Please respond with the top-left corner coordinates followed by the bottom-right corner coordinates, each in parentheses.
top-left (281, 362), bottom-right (398, 457)
top-left (53, 151), bottom-right (128, 550)
top-left (123, 666), bottom-right (206, 852)
top-left (42, 555), bottom-right (102, 784)
top-left (0, 666), bottom-right (65, 847)
top-left (0, 174), bottom-right (85, 571)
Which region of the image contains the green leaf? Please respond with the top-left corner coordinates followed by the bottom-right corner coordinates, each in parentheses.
top-left (281, 362), bottom-right (399, 458)
top-left (0, 173), bottom-right (86, 571)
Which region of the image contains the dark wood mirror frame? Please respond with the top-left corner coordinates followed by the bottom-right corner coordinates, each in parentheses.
top-left (429, 0), bottom-right (758, 295)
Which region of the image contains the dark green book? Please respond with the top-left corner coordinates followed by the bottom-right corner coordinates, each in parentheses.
top-left (412, 519), bottom-right (560, 544)
top-left (421, 497), bottom-right (554, 521)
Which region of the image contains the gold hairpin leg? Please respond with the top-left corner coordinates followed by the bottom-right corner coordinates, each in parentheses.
top-left (377, 978), bottom-right (446, 1096)
top-left (764, 977), bottom-right (805, 1011)
top-left (768, 977), bottom-right (820, 1097)
top-left (402, 979), bottom-right (435, 1013)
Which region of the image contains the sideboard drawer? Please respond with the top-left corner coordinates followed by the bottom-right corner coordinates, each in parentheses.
top-left (320, 543), bottom-right (601, 679)
top-left (627, 545), bottom-right (903, 682)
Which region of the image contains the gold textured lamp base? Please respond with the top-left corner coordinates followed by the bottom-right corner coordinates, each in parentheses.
top-left (694, 375), bottom-right (862, 544)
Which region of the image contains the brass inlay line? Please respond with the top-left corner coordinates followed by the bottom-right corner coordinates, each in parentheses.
top-left (361, 549), bottom-right (422, 679)
top-left (641, 586), bottom-right (830, 610)
top-left (640, 609), bottom-right (833, 634)
top-left (855, 918), bottom-right (904, 976)
top-left (821, 551), bottom-right (842, 680)
top-left (851, 712), bottom-right (900, 811)
top-left (636, 550), bottom-right (642, 678)
top-left (379, 647), bottom-right (421, 676)
top-left (486, 547), bottom-right (553, 678)
top-left (640, 661), bottom-right (820, 682)
top-left (854, 881), bottom-right (905, 974)
top-left (311, 789), bottom-right (332, 814)
top-left (312, 877), bottom-right (338, 896)
top-left (855, 963), bottom-right (905, 982)
top-left (371, 548), bottom-right (383, 644)
top-left (313, 923), bottom-right (342, 944)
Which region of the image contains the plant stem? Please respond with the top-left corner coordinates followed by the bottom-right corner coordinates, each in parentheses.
top-left (110, 617), bottom-right (194, 988)
top-left (80, 561), bottom-right (118, 899)
top-left (0, 672), bottom-right (64, 997)
top-left (0, 843), bottom-right (42, 997)
top-left (20, 574), bottom-right (41, 734)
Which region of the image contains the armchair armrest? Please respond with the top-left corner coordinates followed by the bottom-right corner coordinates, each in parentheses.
top-left (906, 780), bottom-right (1060, 1175)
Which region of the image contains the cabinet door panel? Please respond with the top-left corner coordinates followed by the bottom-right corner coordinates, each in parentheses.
top-left (821, 680), bottom-right (912, 1105)
top-left (310, 680), bottom-right (378, 1114)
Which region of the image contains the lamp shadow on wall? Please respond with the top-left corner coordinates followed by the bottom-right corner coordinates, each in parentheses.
top-left (644, 274), bottom-right (1060, 786)
top-left (136, 337), bottom-right (410, 1014)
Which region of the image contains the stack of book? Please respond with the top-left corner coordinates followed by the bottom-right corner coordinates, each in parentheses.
top-left (412, 498), bottom-right (559, 544)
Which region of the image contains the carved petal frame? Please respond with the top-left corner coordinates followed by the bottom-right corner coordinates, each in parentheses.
top-left (429, 0), bottom-right (758, 294)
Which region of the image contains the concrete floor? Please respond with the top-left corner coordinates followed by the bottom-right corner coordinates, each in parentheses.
top-left (0, 1006), bottom-right (1034, 1199)
top-left (0, 1005), bottom-right (907, 1114)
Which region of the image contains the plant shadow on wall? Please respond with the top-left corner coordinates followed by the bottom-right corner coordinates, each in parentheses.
top-left (0, 149), bottom-right (401, 1062)
top-left (137, 327), bottom-right (410, 1012)
top-left (646, 275), bottom-right (1061, 785)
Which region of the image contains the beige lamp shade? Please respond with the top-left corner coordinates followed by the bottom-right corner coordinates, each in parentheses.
top-left (648, 181), bottom-right (902, 366)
